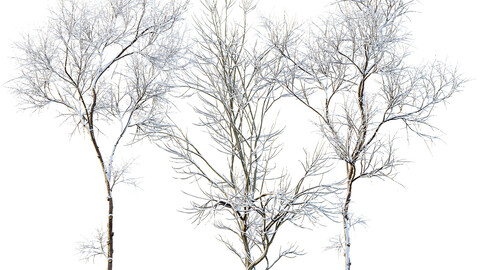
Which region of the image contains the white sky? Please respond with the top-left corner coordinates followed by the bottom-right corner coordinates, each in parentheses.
top-left (1, 0), bottom-right (479, 269)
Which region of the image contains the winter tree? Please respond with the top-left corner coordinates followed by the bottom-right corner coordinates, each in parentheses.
top-left (150, 0), bottom-right (340, 269)
top-left (266, 0), bottom-right (465, 269)
top-left (11, 0), bottom-right (187, 269)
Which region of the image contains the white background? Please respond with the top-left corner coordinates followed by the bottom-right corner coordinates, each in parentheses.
top-left (1, 0), bottom-right (479, 269)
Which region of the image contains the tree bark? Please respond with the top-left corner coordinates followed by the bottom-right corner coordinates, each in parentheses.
top-left (107, 196), bottom-right (114, 270)
top-left (343, 181), bottom-right (352, 270)
top-left (343, 164), bottom-right (355, 270)
top-left (88, 124), bottom-right (114, 270)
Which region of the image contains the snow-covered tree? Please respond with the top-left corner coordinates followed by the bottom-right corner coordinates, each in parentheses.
top-left (153, 0), bottom-right (340, 269)
top-left (12, 0), bottom-right (187, 269)
top-left (266, 0), bottom-right (465, 269)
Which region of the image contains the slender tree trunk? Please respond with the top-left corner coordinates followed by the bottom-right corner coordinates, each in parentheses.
top-left (242, 219), bottom-right (252, 270)
top-left (88, 127), bottom-right (114, 270)
top-left (107, 196), bottom-right (114, 270)
top-left (343, 164), bottom-right (355, 270)
top-left (343, 181), bottom-right (352, 270)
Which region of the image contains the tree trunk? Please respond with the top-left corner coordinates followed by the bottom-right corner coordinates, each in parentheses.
top-left (87, 124), bottom-right (114, 269)
top-left (242, 219), bottom-right (252, 270)
top-left (107, 196), bottom-right (114, 270)
top-left (343, 164), bottom-right (355, 270)
top-left (343, 182), bottom-right (352, 270)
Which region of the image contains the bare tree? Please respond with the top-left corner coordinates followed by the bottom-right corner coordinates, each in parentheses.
top-left (150, 0), bottom-right (340, 269)
top-left (266, 0), bottom-right (465, 269)
top-left (12, 0), bottom-right (187, 269)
